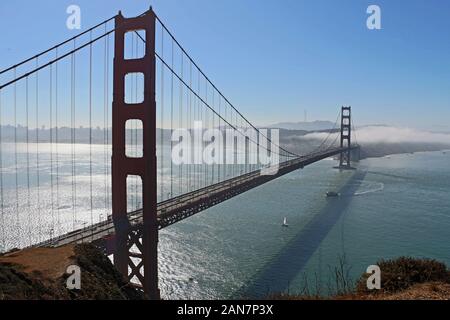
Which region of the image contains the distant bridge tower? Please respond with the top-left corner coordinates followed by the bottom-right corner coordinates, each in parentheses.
top-left (112, 8), bottom-right (159, 299)
top-left (339, 106), bottom-right (352, 168)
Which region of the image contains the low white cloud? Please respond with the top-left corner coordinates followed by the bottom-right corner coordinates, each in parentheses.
top-left (301, 126), bottom-right (450, 145)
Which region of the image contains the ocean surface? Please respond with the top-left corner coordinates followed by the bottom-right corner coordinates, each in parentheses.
top-left (0, 143), bottom-right (449, 299)
top-left (158, 150), bottom-right (450, 299)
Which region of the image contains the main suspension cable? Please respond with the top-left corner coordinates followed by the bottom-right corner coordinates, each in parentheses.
top-left (0, 16), bottom-right (116, 75)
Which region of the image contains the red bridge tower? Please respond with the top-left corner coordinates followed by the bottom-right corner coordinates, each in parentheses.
top-left (112, 8), bottom-right (159, 299)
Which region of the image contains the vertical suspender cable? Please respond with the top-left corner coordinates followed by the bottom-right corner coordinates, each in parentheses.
top-left (55, 48), bottom-right (60, 233)
top-left (223, 101), bottom-right (226, 179)
top-left (193, 70), bottom-right (200, 190)
top-left (230, 104), bottom-right (232, 178)
top-left (160, 29), bottom-right (164, 202)
top-left (170, 38), bottom-right (174, 199)
top-left (71, 41), bottom-right (76, 230)
top-left (194, 71), bottom-right (201, 189)
top-left (50, 62), bottom-right (54, 240)
top-left (13, 68), bottom-right (19, 239)
top-left (35, 58), bottom-right (41, 241)
top-left (200, 73), bottom-right (203, 188)
top-left (193, 67), bottom-right (196, 190)
top-left (0, 88), bottom-right (4, 251)
top-left (235, 110), bottom-right (237, 177)
top-left (200, 78), bottom-right (208, 187)
top-left (26, 77), bottom-right (31, 244)
top-left (233, 110), bottom-right (235, 178)
top-left (103, 26), bottom-right (108, 220)
top-left (179, 53), bottom-right (183, 196)
top-left (74, 42), bottom-right (77, 226)
top-left (106, 31), bottom-right (111, 213)
top-left (189, 61), bottom-right (192, 192)
top-left (74, 40), bottom-right (78, 229)
top-left (205, 82), bottom-right (209, 185)
top-left (212, 88), bottom-right (215, 184)
top-left (89, 31), bottom-right (93, 233)
top-left (237, 112), bottom-right (240, 177)
top-left (205, 79), bottom-right (208, 187)
top-left (218, 96), bottom-right (221, 183)
top-left (190, 63), bottom-right (193, 191)
top-left (197, 70), bottom-right (200, 190)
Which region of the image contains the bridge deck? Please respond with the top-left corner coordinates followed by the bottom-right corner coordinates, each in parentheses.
top-left (34, 146), bottom-right (357, 249)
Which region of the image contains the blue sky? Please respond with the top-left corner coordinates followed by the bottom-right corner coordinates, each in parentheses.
top-left (1, 0), bottom-right (449, 130)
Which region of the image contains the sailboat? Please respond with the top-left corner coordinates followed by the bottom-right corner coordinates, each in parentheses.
top-left (282, 217), bottom-right (289, 227)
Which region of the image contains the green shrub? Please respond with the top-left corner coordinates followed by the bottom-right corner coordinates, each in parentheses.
top-left (356, 257), bottom-right (450, 294)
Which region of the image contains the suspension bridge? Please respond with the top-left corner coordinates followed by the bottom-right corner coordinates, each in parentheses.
top-left (0, 8), bottom-right (359, 299)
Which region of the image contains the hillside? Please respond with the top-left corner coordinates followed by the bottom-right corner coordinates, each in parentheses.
top-left (0, 244), bottom-right (145, 300)
top-left (271, 257), bottom-right (450, 300)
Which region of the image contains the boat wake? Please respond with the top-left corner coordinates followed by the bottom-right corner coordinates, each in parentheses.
top-left (354, 182), bottom-right (384, 196)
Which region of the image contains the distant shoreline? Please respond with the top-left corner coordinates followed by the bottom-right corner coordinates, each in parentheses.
top-left (1, 141), bottom-right (449, 161)
top-left (358, 143), bottom-right (450, 160)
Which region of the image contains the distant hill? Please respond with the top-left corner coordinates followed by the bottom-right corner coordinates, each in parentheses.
top-left (269, 120), bottom-right (335, 131)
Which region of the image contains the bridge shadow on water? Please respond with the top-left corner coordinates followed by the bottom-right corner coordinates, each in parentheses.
top-left (235, 169), bottom-right (367, 299)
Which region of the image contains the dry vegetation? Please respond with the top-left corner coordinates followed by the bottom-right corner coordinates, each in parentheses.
top-left (271, 257), bottom-right (450, 300)
top-left (0, 244), bottom-right (145, 300)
